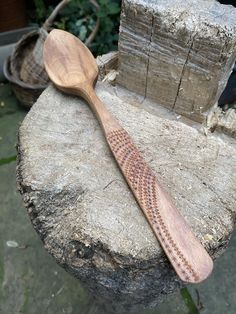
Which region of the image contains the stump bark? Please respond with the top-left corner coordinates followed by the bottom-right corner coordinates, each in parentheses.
top-left (17, 81), bottom-right (236, 311)
top-left (117, 0), bottom-right (236, 122)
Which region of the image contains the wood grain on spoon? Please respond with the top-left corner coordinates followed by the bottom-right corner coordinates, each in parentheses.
top-left (43, 29), bottom-right (213, 283)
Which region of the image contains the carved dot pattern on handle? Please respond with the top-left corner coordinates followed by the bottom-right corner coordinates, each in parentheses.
top-left (107, 129), bottom-right (200, 282)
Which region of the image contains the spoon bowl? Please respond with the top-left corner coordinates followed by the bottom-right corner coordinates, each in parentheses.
top-left (44, 29), bottom-right (98, 98)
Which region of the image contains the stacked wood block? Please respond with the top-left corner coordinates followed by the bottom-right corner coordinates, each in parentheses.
top-left (117, 0), bottom-right (236, 121)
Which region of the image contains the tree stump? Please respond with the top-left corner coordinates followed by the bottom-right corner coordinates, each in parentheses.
top-left (17, 80), bottom-right (236, 311)
top-left (117, 0), bottom-right (236, 122)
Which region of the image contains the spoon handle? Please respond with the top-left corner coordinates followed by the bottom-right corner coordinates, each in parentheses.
top-left (85, 88), bottom-right (213, 283)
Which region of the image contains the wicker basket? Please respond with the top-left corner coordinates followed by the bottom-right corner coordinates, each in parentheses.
top-left (10, 28), bottom-right (49, 85)
top-left (3, 57), bottom-right (47, 109)
top-left (5, 0), bottom-right (71, 108)
top-left (4, 0), bottom-right (99, 108)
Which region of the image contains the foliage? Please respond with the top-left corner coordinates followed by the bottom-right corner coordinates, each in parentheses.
top-left (32, 0), bottom-right (121, 56)
top-left (180, 288), bottom-right (200, 314)
top-left (33, 0), bottom-right (47, 21)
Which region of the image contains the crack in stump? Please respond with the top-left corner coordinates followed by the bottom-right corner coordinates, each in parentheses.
top-left (144, 12), bottom-right (155, 100)
top-left (172, 36), bottom-right (195, 110)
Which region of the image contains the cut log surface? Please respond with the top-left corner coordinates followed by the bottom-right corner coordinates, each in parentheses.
top-left (118, 0), bottom-right (236, 122)
top-left (17, 82), bottom-right (236, 307)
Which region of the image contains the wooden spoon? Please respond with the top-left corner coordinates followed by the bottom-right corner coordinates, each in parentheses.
top-left (43, 29), bottom-right (213, 283)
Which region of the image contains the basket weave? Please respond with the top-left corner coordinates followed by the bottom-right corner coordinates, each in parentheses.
top-left (3, 57), bottom-right (47, 109)
top-left (6, 0), bottom-right (71, 108)
top-left (10, 28), bottom-right (49, 86)
top-left (4, 0), bottom-right (99, 108)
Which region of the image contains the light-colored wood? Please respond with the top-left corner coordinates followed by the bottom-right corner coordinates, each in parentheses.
top-left (205, 105), bottom-right (236, 138)
top-left (96, 51), bottom-right (118, 80)
top-left (118, 0), bottom-right (236, 122)
top-left (43, 29), bottom-right (213, 283)
top-left (17, 82), bottom-right (236, 308)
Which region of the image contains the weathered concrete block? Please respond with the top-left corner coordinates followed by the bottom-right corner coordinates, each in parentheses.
top-left (17, 82), bottom-right (236, 310)
top-left (117, 0), bottom-right (236, 121)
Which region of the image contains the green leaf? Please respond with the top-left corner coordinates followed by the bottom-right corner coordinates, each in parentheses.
top-left (99, 0), bottom-right (109, 5)
top-left (75, 19), bottom-right (85, 28)
top-left (0, 155), bottom-right (16, 166)
top-left (230, 102), bottom-right (236, 109)
top-left (108, 3), bottom-right (120, 14)
top-left (97, 10), bottom-right (107, 18)
top-left (33, 0), bottom-right (47, 19)
top-left (79, 25), bottom-right (88, 41)
top-left (180, 288), bottom-right (199, 314)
